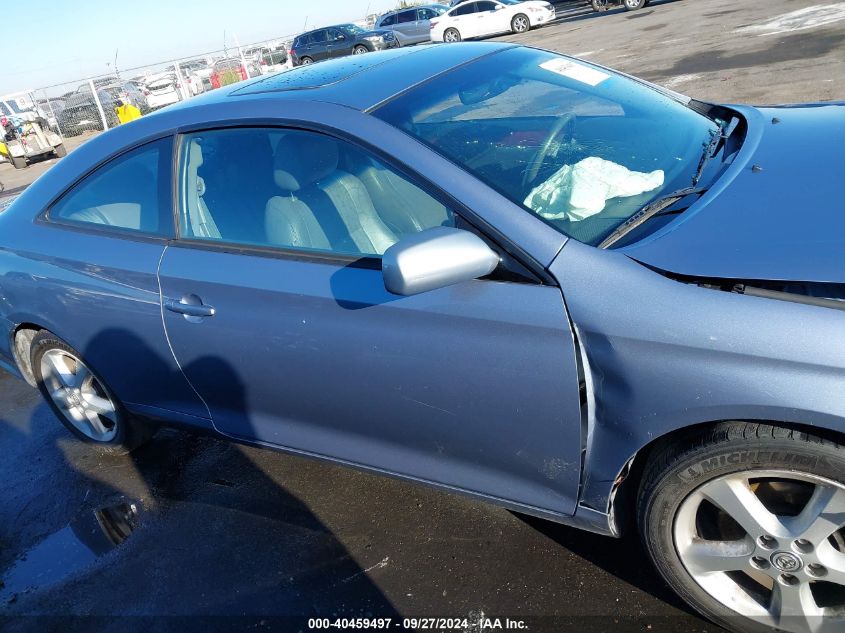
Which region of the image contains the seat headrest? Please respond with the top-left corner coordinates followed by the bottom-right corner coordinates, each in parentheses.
top-left (274, 134), bottom-right (339, 191)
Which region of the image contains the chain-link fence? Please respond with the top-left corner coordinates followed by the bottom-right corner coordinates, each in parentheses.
top-left (2, 35), bottom-right (296, 160)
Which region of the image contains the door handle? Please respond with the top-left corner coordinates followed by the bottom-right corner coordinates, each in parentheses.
top-left (165, 294), bottom-right (216, 318)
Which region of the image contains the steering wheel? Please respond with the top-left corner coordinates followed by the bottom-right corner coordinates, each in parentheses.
top-left (523, 113), bottom-right (576, 189)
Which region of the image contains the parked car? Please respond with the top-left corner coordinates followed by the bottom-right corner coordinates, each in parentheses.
top-left (56, 90), bottom-right (118, 135)
top-left (431, 0), bottom-right (556, 42)
top-left (289, 23), bottom-right (398, 66)
top-left (254, 46), bottom-right (289, 73)
top-left (175, 59), bottom-right (214, 95)
top-left (2, 43), bottom-right (845, 633)
top-left (375, 4), bottom-right (448, 46)
top-left (210, 58), bottom-right (249, 88)
top-left (591, 0), bottom-right (664, 11)
top-left (100, 81), bottom-right (150, 113)
top-left (143, 73), bottom-right (182, 110)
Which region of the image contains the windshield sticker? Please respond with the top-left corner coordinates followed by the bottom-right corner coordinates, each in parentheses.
top-left (540, 59), bottom-right (610, 87)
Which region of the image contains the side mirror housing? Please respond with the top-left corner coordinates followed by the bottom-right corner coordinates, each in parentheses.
top-left (382, 227), bottom-right (500, 296)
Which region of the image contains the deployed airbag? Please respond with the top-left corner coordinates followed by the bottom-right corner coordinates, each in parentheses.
top-left (525, 157), bottom-right (664, 221)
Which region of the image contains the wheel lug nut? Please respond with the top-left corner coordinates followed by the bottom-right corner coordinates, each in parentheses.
top-left (758, 535), bottom-right (778, 550)
top-left (793, 539), bottom-right (814, 554)
top-left (750, 556), bottom-right (770, 570)
top-left (806, 564), bottom-right (827, 578)
top-left (778, 573), bottom-right (799, 586)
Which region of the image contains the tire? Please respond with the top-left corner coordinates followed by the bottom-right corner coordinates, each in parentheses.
top-left (638, 421), bottom-right (845, 633)
top-left (591, 0), bottom-right (612, 11)
top-left (511, 13), bottom-right (530, 34)
top-left (300, 56), bottom-right (314, 65)
top-left (443, 28), bottom-right (462, 43)
top-left (31, 331), bottom-right (154, 454)
top-left (54, 143), bottom-right (67, 158)
top-left (353, 45), bottom-right (369, 55)
top-left (623, 0), bottom-right (647, 10)
top-left (11, 155), bottom-right (26, 169)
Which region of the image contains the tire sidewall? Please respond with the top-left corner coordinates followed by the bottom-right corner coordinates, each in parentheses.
top-left (30, 332), bottom-right (137, 453)
top-left (640, 433), bottom-right (845, 633)
top-left (445, 28), bottom-right (461, 42)
top-left (512, 14), bottom-right (529, 33)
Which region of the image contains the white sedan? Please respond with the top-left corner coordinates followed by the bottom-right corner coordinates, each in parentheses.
top-left (431, 0), bottom-right (556, 42)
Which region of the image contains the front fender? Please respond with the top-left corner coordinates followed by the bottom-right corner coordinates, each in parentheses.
top-left (551, 240), bottom-right (845, 512)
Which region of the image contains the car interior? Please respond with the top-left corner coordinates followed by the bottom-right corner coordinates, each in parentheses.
top-left (181, 128), bottom-right (454, 256)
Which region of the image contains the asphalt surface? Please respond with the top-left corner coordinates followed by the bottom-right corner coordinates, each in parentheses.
top-left (2, 0), bottom-right (844, 630)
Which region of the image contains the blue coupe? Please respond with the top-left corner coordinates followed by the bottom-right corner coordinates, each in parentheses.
top-left (1, 43), bottom-right (844, 633)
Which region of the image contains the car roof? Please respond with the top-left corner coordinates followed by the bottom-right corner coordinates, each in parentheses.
top-left (225, 42), bottom-right (513, 111)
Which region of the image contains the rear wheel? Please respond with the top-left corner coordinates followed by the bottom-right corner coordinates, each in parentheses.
top-left (31, 331), bottom-right (154, 454)
top-left (443, 28), bottom-right (461, 43)
top-left (639, 422), bottom-right (845, 633)
top-left (300, 56), bottom-right (314, 65)
top-left (591, 0), bottom-right (612, 11)
top-left (623, 0), bottom-right (647, 9)
top-left (353, 45), bottom-right (369, 55)
top-left (11, 155), bottom-right (26, 169)
top-left (511, 13), bottom-right (530, 33)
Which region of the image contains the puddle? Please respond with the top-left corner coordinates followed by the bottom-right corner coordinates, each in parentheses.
top-left (1, 502), bottom-right (139, 603)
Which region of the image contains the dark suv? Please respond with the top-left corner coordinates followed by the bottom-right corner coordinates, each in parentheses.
top-left (289, 23), bottom-right (399, 66)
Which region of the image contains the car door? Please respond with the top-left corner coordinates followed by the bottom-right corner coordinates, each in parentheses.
top-left (395, 9), bottom-right (419, 43)
top-left (473, 1), bottom-right (505, 36)
top-left (27, 137), bottom-right (210, 424)
top-left (307, 30), bottom-right (329, 61)
top-left (449, 2), bottom-right (478, 37)
top-left (158, 125), bottom-right (584, 515)
top-left (326, 28), bottom-right (352, 58)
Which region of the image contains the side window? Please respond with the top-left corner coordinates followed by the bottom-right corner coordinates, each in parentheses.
top-left (327, 28), bottom-right (345, 41)
top-left (49, 138), bottom-right (172, 236)
top-left (418, 8), bottom-right (438, 20)
top-left (178, 128), bottom-right (455, 257)
top-left (311, 30), bottom-right (327, 44)
top-left (380, 13), bottom-right (397, 26)
top-left (453, 3), bottom-right (477, 16)
top-left (397, 10), bottom-right (416, 23)
top-left (476, 1), bottom-right (497, 11)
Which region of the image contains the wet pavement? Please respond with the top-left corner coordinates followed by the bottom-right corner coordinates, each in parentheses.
top-left (1, 370), bottom-right (717, 631)
top-left (3, 0), bottom-right (845, 630)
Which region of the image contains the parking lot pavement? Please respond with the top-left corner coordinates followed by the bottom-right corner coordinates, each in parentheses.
top-left (0, 133), bottom-right (95, 198)
top-left (1, 0), bottom-right (843, 629)
top-left (507, 0), bottom-right (845, 105)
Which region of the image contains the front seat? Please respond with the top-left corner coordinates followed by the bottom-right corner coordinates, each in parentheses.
top-left (266, 134), bottom-right (396, 255)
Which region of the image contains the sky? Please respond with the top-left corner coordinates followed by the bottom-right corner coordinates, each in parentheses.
top-left (0, 0), bottom-right (403, 96)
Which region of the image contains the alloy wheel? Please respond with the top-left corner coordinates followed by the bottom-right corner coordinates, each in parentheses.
top-left (444, 29), bottom-right (460, 43)
top-left (40, 349), bottom-right (118, 442)
top-left (513, 15), bottom-right (530, 33)
top-left (674, 470), bottom-right (845, 632)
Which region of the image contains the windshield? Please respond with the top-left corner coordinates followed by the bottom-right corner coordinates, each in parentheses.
top-left (374, 47), bottom-right (720, 246)
top-left (341, 24), bottom-right (367, 35)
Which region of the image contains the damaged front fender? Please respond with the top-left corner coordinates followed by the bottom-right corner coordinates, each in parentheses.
top-left (551, 240), bottom-right (845, 520)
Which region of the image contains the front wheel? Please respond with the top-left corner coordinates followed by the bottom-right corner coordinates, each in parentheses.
top-left (443, 28), bottom-right (461, 43)
top-left (623, 0), bottom-right (647, 9)
top-left (353, 45), bottom-right (368, 55)
top-left (511, 13), bottom-right (530, 33)
top-left (31, 331), bottom-right (154, 453)
top-left (591, 0), bottom-right (612, 11)
top-left (639, 422), bottom-right (845, 633)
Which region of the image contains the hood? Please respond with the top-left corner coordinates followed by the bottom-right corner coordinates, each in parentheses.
top-left (622, 102), bottom-right (845, 284)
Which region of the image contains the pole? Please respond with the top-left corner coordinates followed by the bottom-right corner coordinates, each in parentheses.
top-left (89, 78), bottom-right (109, 131)
top-left (234, 33), bottom-right (249, 78)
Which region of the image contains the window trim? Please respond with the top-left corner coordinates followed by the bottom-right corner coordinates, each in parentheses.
top-left (171, 122), bottom-right (547, 284)
top-left (39, 135), bottom-right (176, 243)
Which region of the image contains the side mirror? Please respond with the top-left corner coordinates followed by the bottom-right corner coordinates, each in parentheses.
top-left (382, 227), bottom-right (500, 296)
